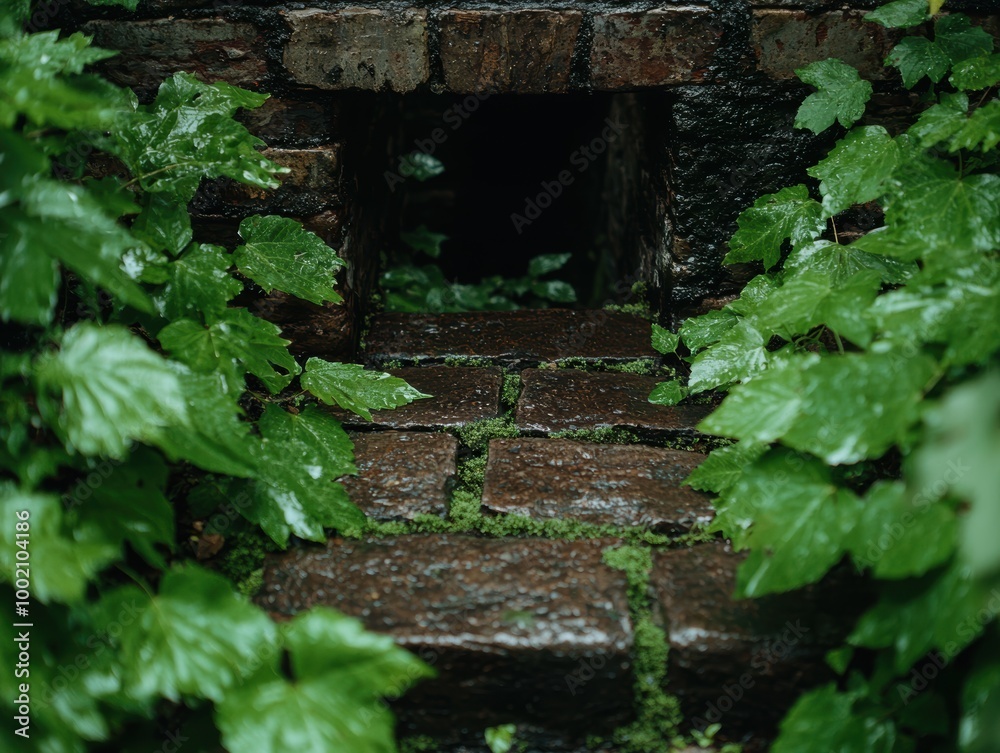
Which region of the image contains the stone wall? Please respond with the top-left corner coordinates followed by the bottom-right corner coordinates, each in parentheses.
top-left (65, 1), bottom-right (1000, 338)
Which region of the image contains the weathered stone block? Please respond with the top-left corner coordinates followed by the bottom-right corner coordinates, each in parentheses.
top-left (652, 544), bottom-right (863, 737)
top-left (363, 310), bottom-right (657, 368)
top-left (236, 95), bottom-right (339, 147)
top-left (82, 18), bottom-right (266, 96)
top-left (257, 535), bottom-right (634, 734)
top-left (516, 369), bottom-right (711, 436)
top-left (325, 366), bottom-right (503, 430)
top-left (438, 9), bottom-right (582, 93)
top-left (589, 9), bottom-right (723, 90)
top-left (481, 438), bottom-right (713, 531)
top-left (340, 432), bottom-right (456, 520)
top-left (283, 8), bottom-right (429, 92)
top-left (751, 9), bottom-right (900, 79)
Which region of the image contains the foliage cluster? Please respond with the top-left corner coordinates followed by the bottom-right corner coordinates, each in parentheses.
top-left (652, 1), bottom-right (1000, 748)
top-left (0, 3), bottom-right (432, 751)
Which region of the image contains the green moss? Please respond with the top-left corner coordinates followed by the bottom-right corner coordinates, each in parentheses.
top-left (602, 545), bottom-right (685, 753)
top-left (378, 359), bottom-right (404, 370)
top-left (500, 372), bottom-right (522, 410)
top-left (399, 734), bottom-right (437, 753)
top-left (218, 530), bottom-right (278, 596)
top-left (454, 416), bottom-right (519, 452)
top-left (551, 426), bottom-right (643, 444)
top-left (442, 356), bottom-right (493, 368)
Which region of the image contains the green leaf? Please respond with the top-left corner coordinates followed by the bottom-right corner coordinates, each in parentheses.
top-left (724, 185), bottom-right (825, 269)
top-left (712, 451), bottom-right (862, 596)
top-left (131, 193), bottom-right (193, 257)
top-left (398, 151), bottom-right (444, 181)
top-left (679, 309), bottom-right (739, 353)
top-left (531, 279), bottom-right (576, 303)
top-left (786, 240), bottom-right (914, 285)
top-left (772, 685), bottom-right (900, 753)
top-left (909, 91), bottom-right (969, 149)
top-left (934, 14), bottom-right (994, 67)
top-left (0, 486), bottom-right (117, 603)
top-left (651, 324), bottom-right (679, 354)
top-left (528, 252), bottom-right (571, 277)
top-left (0, 212), bottom-right (60, 325)
top-left (160, 309), bottom-right (300, 394)
top-left (950, 53), bottom-right (1000, 90)
top-left (850, 562), bottom-right (994, 672)
top-left (400, 225), bottom-right (448, 258)
top-left (157, 243), bottom-right (242, 322)
top-left (888, 36), bottom-right (952, 88)
top-left (809, 127), bottom-right (900, 214)
top-left (948, 100), bottom-right (1000, 153)
top-left (916, 374), bottom-right (1000, 577)
top-left (485, 724), bottom-right (518, 753)
top-left (688, 319), bottom-right (769, 393)
top-left (648, 380), bottom-right (686, 406)
top-left (216, 607), bottom-right (432, 753)
top-left (702, 352), bottom-right (937, 465)
top-left (0, 30), bottom-right (116, 76)
top-left (234, 215), bottom-right (344, 305)
top-left (848, 481), bottom-right (957, 579)
top-left (302, 359), bottom-right (430, 422)
top-left (866, 0), bottom-right (929, 28)
top-left (239, 405), bottom-right (362, 546)
top-left (34, 323), bottom-right (188, 459)
top-left (794, 59), bottom-right (873, 133)
top-left (685, 441), bottom-right (767, 494)
top-left (98, 565), bottom-right (277, 702)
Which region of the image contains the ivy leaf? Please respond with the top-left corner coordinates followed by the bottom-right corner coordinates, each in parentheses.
top-left (772, 685), bottom-right (901, 753)
top-left (794, 59), bottom-right (873, 133)
top-left (948, 100), bottom-right (1000, 153)
top-left (950, 53), bottom-right (1000, 90)
top-left (302, 359), bottom-right (430, 422)
top-left (866, 0), bottom-right (929, 28)
top-left (97, 565), bottom-right (278, 702)
top-left (0, 211), bottom-right (60, 325)
top-left (398, 151), bottom-right (444, 181)
top-left (786, 240), bottom-right (915, 285)
top-left (528, 252), bottom-right (571, 277)
top-left (648, 380), bottom-right (686, 406)
top-left (234, 215), bottom-right (344, 305)
top-left (216, 607), bottom-right (432, 753)
top-left (651, 324), bottom-right (679, 354)
top-left (888, 36), bottom-right (951, 88)
top-left (131, 193), bottom-right (192, 257)
top-left (809, 127), bottom-right (900, 214)
top-left (0, 30), bottom-right (116, 75)
top-left (713, 451), bottom-right (862, 596)
top-left (157, 243), bottom-right (242, 322)
top-left (848, 481), bottom-right (957, 579)
top-left (160, 309), bottom-right (300, 394)
top-left (688, 319), bottom-right (769, 393)
top-left (238, 405), bottom-right (362, 546)
top-left (849, 562), bottom-right (993, 672)
top-left (400, 225), bottom-right (448, 258)
top-left (34, 323), bottom-right (188, 459)
top-left (684, 441), bottom-right (767, 494)
top-left (531, 280), bottom-right (576, 303)
top-left (0, 486), bottom-right (117, 604)
top-left (724, 185), bottom-right (825, 269)
top-left (934, 15), bottom-right (994, 67)
top-left (909, 92), bottom-right (969, 149)
top-left (679, 309), bottom-right (739, 353)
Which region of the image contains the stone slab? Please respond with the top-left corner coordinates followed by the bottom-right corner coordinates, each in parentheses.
top-left (283, 8), bottom-right (429, 92)
top-left (82, 18), bottom-right (266, 97)
top-left (516, 369), bottom-right (711, 436)
top-left (340, 431), bottom-right (456, 520)
top-left (439, 9), bottom-right (582, 93)
top-left (481, 438), bottom-right (713, 532)
top-left (590, 9), bottom-right (723, 90)
top-left (257, 535), bottom-right (634, 734)
top-left (652, 544), bottom-right (863, 737)
top-left (326, 366), bottom-right (503, 430)
top-left (363, 310), bottom-right (657, 369)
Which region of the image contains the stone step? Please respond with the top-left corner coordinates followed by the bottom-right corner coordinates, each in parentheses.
top-left (326, 366), bottom-right (503, 430)
top-left (340, 431), bottom-right (457, 521)
top-left (363, 310), bottom-right (657, 369)
top-left (515, 369), bottom-right (711, 436)
top-left (481, 438), bottom-right (713, 532)
top-left (257, 535), bottom-right (635, 740)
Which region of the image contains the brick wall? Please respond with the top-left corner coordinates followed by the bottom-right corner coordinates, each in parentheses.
top-left (66, 1), bottom-right (1000, 336)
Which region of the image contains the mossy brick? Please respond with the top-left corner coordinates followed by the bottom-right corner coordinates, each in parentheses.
top-left (339, 432), bottom-right (456, 520)
top-left (81, 18), bottom-right (267, 97)
top-left (589, 9), bottom-right (723, 90)
top-left (257, 535), bottom-right (635, 736)
top-left (283, 8), bottom-right (429, 93)
top-left (438, 9), bottom-right (582, 93)
top-left (481, 438), bottom-right (713, 532)
top-left (363, 310), bottom-right (657, 368)
top-left (751, 9), bottom-right (902, 79)
top-left (325, 366), bottom-right (503, 430)
top-left (516, 369), bottom-right (711, 436)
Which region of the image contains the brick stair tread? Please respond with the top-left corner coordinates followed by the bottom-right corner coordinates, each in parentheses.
top-left (363, 310), bottom-right (657, 368)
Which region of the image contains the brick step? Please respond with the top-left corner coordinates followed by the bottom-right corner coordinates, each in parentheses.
top-left (257, 537), bottom-right (855, 748)
top-left (362, 310), bottom-right (657, 369)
